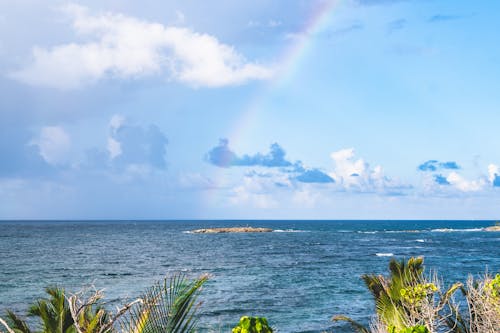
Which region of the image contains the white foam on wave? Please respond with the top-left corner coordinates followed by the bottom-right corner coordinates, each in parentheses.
top-left (273, 229), bottom-right (308, 233)
top-left (416, 239), bottom-right (425, 243)
top-left (375, 253), bottom-right (394, 257)
top-left (431, 228), bottom-right (484, 232)
top-left (358, 230), bottom-right (423, 234)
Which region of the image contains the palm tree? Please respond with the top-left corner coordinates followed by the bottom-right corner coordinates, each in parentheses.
top-left (333, 257), bottom-right (425, 332)
top-left (333, 257), bottom-right (461, 333)
top-left (119, 273), bottom-right (209, 333)
top-left (364, 257), bottom-right (425, 331)
top-left (3, 274), bottom-right (208, 333)
top-left (5, 287), bottom-right (74, 333)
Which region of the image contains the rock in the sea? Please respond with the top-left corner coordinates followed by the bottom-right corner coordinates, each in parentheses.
top-left (484, 225), bottom-right (500, 232)
top-left (190, 227), bottom-right (273, 233)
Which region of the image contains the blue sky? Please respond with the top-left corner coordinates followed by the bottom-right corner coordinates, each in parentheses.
top-left (1, 0), bottom-right (500, 219)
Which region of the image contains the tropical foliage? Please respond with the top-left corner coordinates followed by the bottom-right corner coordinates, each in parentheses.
top-left (4, 287), bottom-right (75, 333)
top-left (332, 257), bottom-right (498, 333)
top-left (1, 274), bottom-right (209, 333)
top-left (1, 262), bottom-right (498, 333)
top-left (231, 316), bottom-right (273, 333)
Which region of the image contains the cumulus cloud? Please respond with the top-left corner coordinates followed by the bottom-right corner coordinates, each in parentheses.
top-left (418, 160), bottom-right (460, 172)
top-left (329, 148), bottom-right (407, 193)
top-left (205, 139), bottom-right (292, 168)
top-left (109, 117), bottom-right (168, 170)
top-left (31, 126), bottom-right (71, 165)
top-left (206, 142), bottom-right (406, 191)
top-left (446, 172), bottom-right (486, 192)
top-left (11, 4), bottom-right (273, 89)
top-left (419, 159), bottom-right (500, 192)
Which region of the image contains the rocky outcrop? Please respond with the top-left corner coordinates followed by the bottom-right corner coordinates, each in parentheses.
top-left (190, 227), bottom-right (273, 233)
top-left (484, 225), bottom-right (500, 232)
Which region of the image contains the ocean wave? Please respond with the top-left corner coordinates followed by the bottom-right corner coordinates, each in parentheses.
top-left (375, 253), bottom-right (394, 257)
top-left (358, 230), bottom-right (422, 234)
top-left (273, 229), bottom-right (308, 233)
top-left (431, 228), bottom-right (484, 232)
top-left (360, 228), bottom-right (484, 234)
top-left (416, 239), bottom-right (425, 243)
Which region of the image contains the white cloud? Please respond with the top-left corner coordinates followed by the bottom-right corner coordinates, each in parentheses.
top-left (488, 164), bottom-right (498, 183)
top-left (247, 19), bottom-right (282, 28)
top-left (107, 114), bottom-right (124, 158)
top-left (229, 172), bottom-right (283, 208)
top-left (446, 172), bottom-right (487, 192)
top-left (31, 126), bottom-right (71, 165)
top-left (106, 137), bottom-right (121, 159)
top-left (109, 114), bottom-right (125, 132)
top-left (11, 4), bottom-right (274, 89)
top-left (329, 148), bottom-right (406, 193)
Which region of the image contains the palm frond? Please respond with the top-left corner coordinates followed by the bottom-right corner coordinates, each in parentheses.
top-left (27, 287), bottom-right (74, 333)
top-left (332, 315), bottom-right (371, 333)
top-left (4, 311), bottom-right (32, 333)
top-left (120, 273), bottom-right (209, 333)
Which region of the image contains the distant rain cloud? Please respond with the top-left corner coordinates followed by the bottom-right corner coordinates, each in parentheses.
top-left (111, 122), bottom-right (168, 170)
top-left (205, 139), bottom-right (292, 168)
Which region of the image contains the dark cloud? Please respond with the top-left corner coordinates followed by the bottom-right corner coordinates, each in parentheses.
top-left (434, 174), bottom-right (450, 185)
top-left (418, 160), bottom-right (460, 172)
top-left (204, 139), bottom-right (236, 168)
top-left (295, 169), bottom-right (334, 184)
top-left (205, 139), bottom-right (292, 168)
top-left (112, 124), bottom-right (168, 169)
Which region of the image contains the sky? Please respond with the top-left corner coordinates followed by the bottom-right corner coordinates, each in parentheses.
top-left (1, 0), bottom-right (500, 219)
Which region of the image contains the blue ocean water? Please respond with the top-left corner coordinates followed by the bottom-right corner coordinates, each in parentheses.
top-left (0, 220), bottom-right (499, 332)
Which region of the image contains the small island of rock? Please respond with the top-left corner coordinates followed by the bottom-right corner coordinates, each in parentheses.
top-left (190, 227), bottom-right (273, 233)
top-left (484, 225), bottom-right (500, 232)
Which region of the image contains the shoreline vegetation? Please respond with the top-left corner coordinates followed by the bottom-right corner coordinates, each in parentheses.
top-left (1, 257), bottom-right (498, 333)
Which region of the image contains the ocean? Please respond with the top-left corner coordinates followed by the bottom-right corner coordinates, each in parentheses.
top-left (0, 220), bottom-right (499, 332)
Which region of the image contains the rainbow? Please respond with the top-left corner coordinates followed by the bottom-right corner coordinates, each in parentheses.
top-left (200, 0), bottom-right (342, 214)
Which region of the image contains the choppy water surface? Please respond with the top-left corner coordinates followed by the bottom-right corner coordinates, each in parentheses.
top-left (0, 220), bottom-right (499, 332)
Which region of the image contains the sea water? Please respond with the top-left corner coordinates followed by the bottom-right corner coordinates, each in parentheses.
top-left (0, 220), bottom-right (499, 332)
